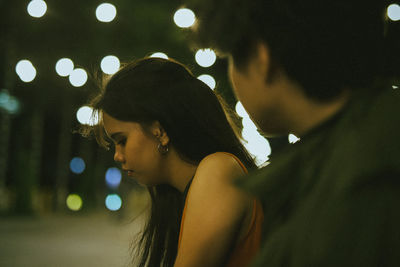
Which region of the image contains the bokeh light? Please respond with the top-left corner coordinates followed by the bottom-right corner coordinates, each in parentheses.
top-left (173, 8), bottom-right (196, 28)
top-left (76, 106), bottom-right (99, 126)
top-left (197, 74), bottom-right (216, 90)
top-left (150, 52), bottom-right (169, 59)
top-left (0, 90), bottom-right (20, 115)
top-left (66, 194), bottom-right (83, 211)
top-left (105, 167), bottom-right (122, 189)
top-left (27, 0), bottom-right (47, 18)
top-left (15, 60), bottom-right (37, 82)
top-left (195, 49), bottom-right (217, 67)
top-left (96, 3), bottom-right (117, 22)
top-left (70, 157), bottom-right (86, 174)
top-left (55, 58), bottom-right (74, 77)
top-left (241, 117), bottom-right (270, 166)
top-left (235, 101), bottom-right (250, 118)
top-left (288, 134), bottom-right (301, 144)
top-left (393, 85), bottom-right (399, 89)
top-left (0, 91), bottom-right (10, 105)
top-left (105, 194), bottom-right (122, 211)
top-left (100, 55), bottom-right (120, 74)
top-left (387, 3), bottom-right (400, 21)
top-left (69, 68), bottom-right (88, 87)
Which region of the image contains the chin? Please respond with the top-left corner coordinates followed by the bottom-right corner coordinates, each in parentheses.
top-left (135, 178), bottom-right (158, 188)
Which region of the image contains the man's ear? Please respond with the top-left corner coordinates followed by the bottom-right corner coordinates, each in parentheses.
top-left (252, 41), bottom-right (271, 81)
top-left (151, 121), bottom-right (170, 146)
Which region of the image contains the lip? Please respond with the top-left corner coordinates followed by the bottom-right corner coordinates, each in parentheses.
top-left (122, 169), bottom-right (135, 177)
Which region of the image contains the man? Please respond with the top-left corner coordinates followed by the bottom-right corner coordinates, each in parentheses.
top-left (189, 0), bottom-right (400, 266)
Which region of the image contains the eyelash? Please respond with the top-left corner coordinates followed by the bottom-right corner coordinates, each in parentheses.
top-left (115, 138), bottom-right (126, 146)
top-left (116, 139), bottom-right (126, 146)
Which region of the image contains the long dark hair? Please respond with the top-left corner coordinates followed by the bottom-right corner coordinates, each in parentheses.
top-left (86, 57), bottom-right (256, 266)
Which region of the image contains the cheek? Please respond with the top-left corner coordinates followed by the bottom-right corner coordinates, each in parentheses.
top-left (127, 138), bottom-right (156, 164)
top-left (231, 70), bottom-right (254, 112)
top-left (230, 66), bottom-right (254, 105)
top-left (125, 135), bottom-right (164, 180)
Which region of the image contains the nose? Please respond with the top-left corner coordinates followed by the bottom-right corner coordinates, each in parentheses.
top-left (113, 147), bottom-right (125, 163)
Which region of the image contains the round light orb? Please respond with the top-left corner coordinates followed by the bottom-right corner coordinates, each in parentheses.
top-left (0, 91), bottom-right (20, 114)
top-left (105, 167), bottom-right (122, 189)
top-left (70, 157), bottom-right (86, 174)
top-left (0, 90), bottom-right (10, 105)
top-left (195, 49), bottom-right (217, 67)
top-left (288, 134), bottom-right (301, 144)
top-left (69, 68), bottom-right (88, 87)
top-left (197, 74), bottom-right (216, 90)
top-left (96, 3), bottom-right (117, 22)
top-left (15, 60), bottom-right (36, 83)
top-left (0, 91), bottom-right (20, 115)
top-left (387, 4), bottom-right (400, 21)
top-left (235, 101), bottom-right (250, 118)
top-left (55, 58), bottom-right (74, 77)
top-left (4, 97), bottom-right (20, 114)
top-left (76, 106), bottom-right (98, 125)
top-left (173, 8), bottom-right (196, 28)
top-left (66, 194), bottom-right (83, 211)
top-left (105, 194), bottom-right (122, 211)
top-left (101, 55), bottom-right (120, 74)
top-left (27, 0), bottom-right (47, 18)
top-left (150, 52), bottom-right (169, 59)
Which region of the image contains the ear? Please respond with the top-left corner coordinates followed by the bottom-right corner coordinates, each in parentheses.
top-left (151, 121), bottom-right (170, 146)
top-left (251, 41), bottom-right (270, 81)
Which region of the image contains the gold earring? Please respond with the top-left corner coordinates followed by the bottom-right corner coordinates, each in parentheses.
top-left (157, 143), bottom-right (169, 154)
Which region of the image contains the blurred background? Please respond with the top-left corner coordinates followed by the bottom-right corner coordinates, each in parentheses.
top-left (0, 0), bottom-right (399, 266)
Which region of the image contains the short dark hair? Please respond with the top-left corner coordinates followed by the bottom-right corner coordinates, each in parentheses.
top-left (188, 0), bottom-right (388, 101)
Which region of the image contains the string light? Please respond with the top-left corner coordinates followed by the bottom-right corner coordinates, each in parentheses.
top-left (288, 134), bottom-right (301, 144)
top-left (55, 58), bottom-right (74, 77)
top-left (96, 3), bottom-right (117, 22)
top-left (150, 52), bottom-right (169, 59)
top-left (387, 3), bottom-right (400, 21)
top-left (27, 0), bottom-right (47, 18)
top-left (69, 68), bottom-right (88, 87)
top-left (197, 74), bottom-right (216, 89)
top-left (15, 60), bottom-right (36, 82)
top-left (76, 106), bottom-right (98, 126)
top-left (195, 49), bottom-right (217, 67)
top-left (173, 8), bottom-right (196, 28)
top-left (101, 55), bottom-right (120, 74)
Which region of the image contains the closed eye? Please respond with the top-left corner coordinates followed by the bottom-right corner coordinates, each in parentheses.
top-left (109, 132), bottom-right (126, 147)
top-left (117, 139), bottom-right (126, 146)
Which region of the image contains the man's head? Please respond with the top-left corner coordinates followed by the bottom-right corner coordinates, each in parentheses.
top-left (189, 0), bottom-right (387, 135)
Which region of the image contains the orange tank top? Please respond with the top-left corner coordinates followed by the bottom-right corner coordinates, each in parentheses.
top-left (178, 152), bottom-right (264, 267)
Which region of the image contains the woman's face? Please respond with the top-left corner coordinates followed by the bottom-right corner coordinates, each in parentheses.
top-left (102, 112), bottom-right (166, 186)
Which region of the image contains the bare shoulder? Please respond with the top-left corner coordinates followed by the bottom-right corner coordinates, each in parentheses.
top-left (175, 153), bottom-right (252, 266)
top-left (194, 152), bottom-right (246, 185)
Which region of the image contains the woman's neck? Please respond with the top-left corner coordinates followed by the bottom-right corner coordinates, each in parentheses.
top-left (164, 149), bottom-right (198, 192)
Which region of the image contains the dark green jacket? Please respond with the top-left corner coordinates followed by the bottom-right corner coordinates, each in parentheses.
top-left (239, 86), bottom-right (400, 266)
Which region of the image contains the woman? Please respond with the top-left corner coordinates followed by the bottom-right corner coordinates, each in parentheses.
top-left (85, 57), bottom-right (263, 267)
